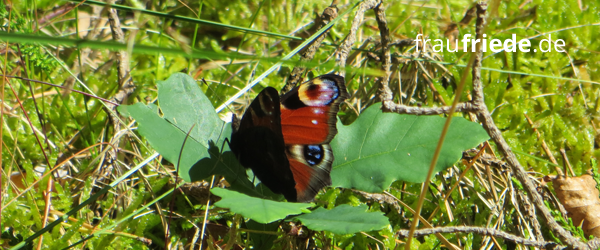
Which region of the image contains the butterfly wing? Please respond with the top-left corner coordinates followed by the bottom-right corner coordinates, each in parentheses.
top-left (280, 74), bottom-right (348, 202)
top-left (230, 87), bottom-right (297, 201)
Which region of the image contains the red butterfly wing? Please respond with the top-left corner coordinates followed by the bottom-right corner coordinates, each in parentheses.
top-left (280, 74), bottom-right (348, 202)
top-left (230, 87), bottom-right (297, 201)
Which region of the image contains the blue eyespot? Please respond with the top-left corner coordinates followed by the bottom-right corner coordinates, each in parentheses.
top-left (304, 145), bottom-right (323, 166)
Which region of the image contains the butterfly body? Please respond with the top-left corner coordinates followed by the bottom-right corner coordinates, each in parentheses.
top-left (230, 74), bottom-right (348, 202)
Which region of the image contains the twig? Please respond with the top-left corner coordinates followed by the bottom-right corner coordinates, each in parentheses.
top-left (108, 6), bottom-right (135, 108)
top-left (102, 3), bottom-right (133, 165)
top-left (469, 4), bottom-right (485, 104)
top-left (587, 238), bottom-right (600, 249)
top-left (374, 2), bottom-right (391, 94)
top-left (468, 3), bottom-right (589, 249)
top-left (36, 3), bottom-right (78, 29)
top-left (524, 114), bottom-right (559, 167)
top-left (515, 188), bottom-right (545, 243)
top-left (462, 149), bottom-right (509, 170)
top-left (84, 3), bottom-right (141, 246)
top-left (396, 226), bottom-right (557, 248)
top-left (383, 102), bottom-right (478, 115)
top-left (559, 148), bottom-right (576, 177)
top-left (106, 1), bottom-right (135, 143)
top-left (334, 0), bottom-right (381, 76)
top-left (282, 6), bottom-right (338, 93)
top-left (199, 176), bottom-right (216, 250)
top-left (37, 177), bottom-right (54, 250)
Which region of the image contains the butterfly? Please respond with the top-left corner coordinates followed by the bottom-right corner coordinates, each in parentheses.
top-left (230, 74), bottom-right (348, 202)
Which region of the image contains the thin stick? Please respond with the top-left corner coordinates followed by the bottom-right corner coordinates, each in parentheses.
top-left (559, 149), bottom-right (576, 177)
top-left (383, 102), bottom-right (478, 115)
top-left (524, 114), bottom-right (562, 175)
top-left (334, 0), bottom-right (381, 76)
top-left (0, 5), bottom-right (15, 232)
top-left (397, 226), bottom-right (556, 248)
top-left (36, 177), bottom-right (54, 250)
top-left (198, 175), bottom-right (216, 250)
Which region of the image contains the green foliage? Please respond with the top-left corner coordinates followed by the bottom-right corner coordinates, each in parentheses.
top-left (294, 205), bottom-right (389, 235)
top-left (118, 73), bottom-right (233, 183)
top-left (124, 73), bottom-right (487, 200)
top-left (331, 104), bottom-right (489, 192)
top-left (118, 75), bottom-right (265, 198)
top-left (212, 188), bottom-right (311, 224)
top-left (2, 0), bottom-right (600, 248)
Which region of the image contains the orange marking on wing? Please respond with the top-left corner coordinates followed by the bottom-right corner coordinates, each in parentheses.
top-left (281, 107), bottom-right (331, 144)
top-left (297, 80), bottom-right (338, 104)
top-left (288, 159), bottom-right (313, 195)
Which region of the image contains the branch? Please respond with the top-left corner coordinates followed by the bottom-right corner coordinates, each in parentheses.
top-left (396, 226), bottom-right (558, 248)
top-left (107, 2), bottom-right (135, 109)
top-left (334, 0), bottom-right (381, 76)
top-left (468, 3), bottom-right (589, 249)
top-left (96, 0), bottom-right (137, 196)
top-left (374, 2), bottom-right (392, 102)
top-left (383, 102), bottom-right (478, 115)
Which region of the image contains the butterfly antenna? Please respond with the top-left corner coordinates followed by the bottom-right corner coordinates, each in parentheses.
top-left (221, 137), bottom-right (231, 153)
top-left (165, 123), bottom-right (196, 249)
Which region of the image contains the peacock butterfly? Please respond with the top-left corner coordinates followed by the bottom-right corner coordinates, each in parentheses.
top-left (230, 74), bottom-right (348, 202)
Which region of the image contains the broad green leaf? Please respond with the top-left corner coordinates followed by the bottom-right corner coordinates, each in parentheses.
top-left (158, 73), bottom-right (224, 148)
top-left (331, 103), bottom-right (489, 192)
top-left (295, 205), bottom-right (388, 234)
top-left (118, 102), bottom-right (206, 180)
top-left (118, 74), bottom-right (259, 197)
top-left (211, 188), bottom-right (312, 224)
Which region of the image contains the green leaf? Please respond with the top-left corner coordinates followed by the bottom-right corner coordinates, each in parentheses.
top-left (118, 102), bottom-right (207, 181)
top-left (118, 74), bottom-right (259, 197)
top-left (295, 204), bottom-right (388, 234)
top-left (158, 73), bottom-right (224, 148)
top-left (211, 188), bottom-right (312, 224)
top-left (331, 103), bottom-right (489, 192)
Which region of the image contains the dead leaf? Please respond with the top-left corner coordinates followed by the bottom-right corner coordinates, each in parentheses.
top-left (550, 174), bottom-right (600, 237)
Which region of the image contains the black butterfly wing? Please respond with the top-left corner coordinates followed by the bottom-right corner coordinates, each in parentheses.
top-left (230, 87), bottom-right (298, 201)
